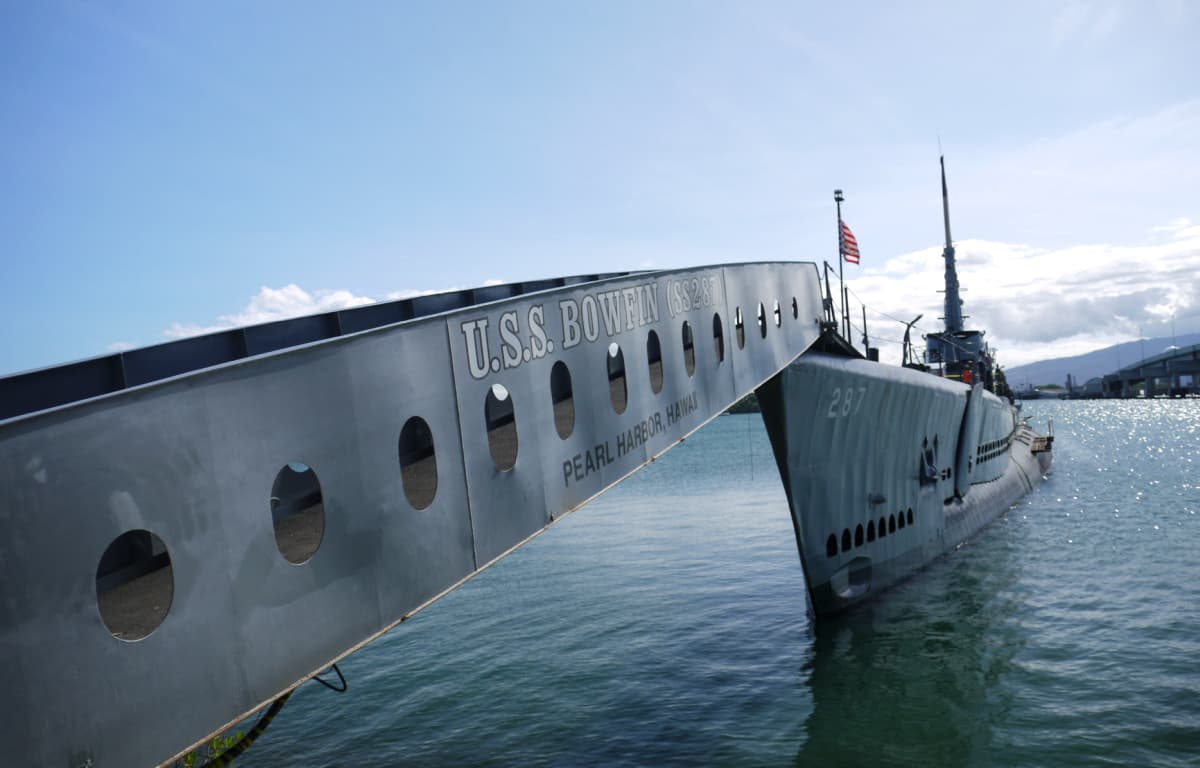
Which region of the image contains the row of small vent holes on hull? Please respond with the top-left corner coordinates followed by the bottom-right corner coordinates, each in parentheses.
top-left (93, 299), bottom-right (804, 641)
top-left (826, 509), bottom-right (915, 557)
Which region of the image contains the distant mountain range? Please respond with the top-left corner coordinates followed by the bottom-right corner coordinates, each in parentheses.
top-left (1005, 332), bottom-right (1200, 388)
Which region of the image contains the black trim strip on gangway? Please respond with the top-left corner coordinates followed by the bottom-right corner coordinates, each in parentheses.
top-left (0, 272), bottom-right (636, 422)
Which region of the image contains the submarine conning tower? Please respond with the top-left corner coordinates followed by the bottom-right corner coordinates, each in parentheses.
top-left (925, 155), bottom-right (988, 385)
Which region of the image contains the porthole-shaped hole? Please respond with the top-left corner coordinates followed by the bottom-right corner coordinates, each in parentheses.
top-left (757, 302), bottom-right (768, 339)
top-left (773, 300), bottom-right (782, 328)
top-left (681, 321), bottom-right (696, 377)
top-left (646, 330), bottom-right (664, 394)
top-left (399, 417), bottom-right (438, 509)
top-left (792, 297), bottom-right (799, 319)
top-left (713, 313), bottom-right (725, 363)
top-left (907, 508), bottom-right (914, 526)
top-left (550, 360), bottom-right (575, 440)
top-left (867, 521), bottom-right (876, 542)
top-left (841, 529), bottom-right (852, 553)
top-left (735, 307), bottom-right (745, 349)
top-left (889, 514), bottom-right (896, 533)
top-left (607, 342), bottom-right (628, 414)
top-left (878, 516), bottom-right (887, 537)
top-left (855, 524), bottom-right (864, 547)
top-left (826, 534), bottom-right (838, 558)
top-left (270, 463), bottom-right (325, 564)
top-left (897, 511), bottom-right (906, 529)
top-left (96, 529), bottom-right (173, 641)
top-left (486, 383), bottom-right (518, 471)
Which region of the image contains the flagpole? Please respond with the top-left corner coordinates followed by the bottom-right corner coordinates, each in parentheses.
top-left (834, 188), bottom-right (845, 339)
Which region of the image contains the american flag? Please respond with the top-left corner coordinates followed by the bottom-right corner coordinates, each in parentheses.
top-left (840, 221), bottom-right (860, 264)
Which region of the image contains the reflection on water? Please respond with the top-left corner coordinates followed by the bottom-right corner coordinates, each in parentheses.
top-left (236, 406), bottom-right (1200, 768)
top-left (797, 534), bottom-right (1023, 766)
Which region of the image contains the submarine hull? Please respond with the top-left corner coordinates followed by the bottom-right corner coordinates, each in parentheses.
top-left (758, 351), bottom-right (1052, 618)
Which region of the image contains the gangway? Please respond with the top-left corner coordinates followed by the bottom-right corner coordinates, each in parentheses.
top-left (0, 262), bottom-right (825, 767)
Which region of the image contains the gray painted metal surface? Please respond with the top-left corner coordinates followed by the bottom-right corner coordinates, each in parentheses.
top-left (954, 384), bottom-right (984, 497)
top-left (0, 262), bottom-right (824, 768)
top-left (758, 352), bottom-right (1049, 616)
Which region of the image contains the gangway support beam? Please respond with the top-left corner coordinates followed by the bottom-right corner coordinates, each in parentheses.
top-left (0, 262), bottom-right (824, 768)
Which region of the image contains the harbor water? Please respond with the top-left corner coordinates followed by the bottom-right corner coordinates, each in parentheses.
top-left (237, 400), bottom-right (1200, 767)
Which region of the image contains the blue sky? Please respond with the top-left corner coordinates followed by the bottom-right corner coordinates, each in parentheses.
top-left (3, 0), bottom-right (1198, 373)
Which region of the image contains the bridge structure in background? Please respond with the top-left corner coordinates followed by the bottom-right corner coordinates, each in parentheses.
top-left (0, 262), bottom-right (827, 768)
top-left (1087, 342), bottom-right (1200, 398)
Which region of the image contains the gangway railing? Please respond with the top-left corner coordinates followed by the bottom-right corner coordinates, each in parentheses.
top-left (0, 262), bottom-right (824, 767)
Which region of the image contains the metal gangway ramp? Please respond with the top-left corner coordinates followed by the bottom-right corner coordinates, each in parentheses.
top-left (0, 262), bottom-right (824, 767)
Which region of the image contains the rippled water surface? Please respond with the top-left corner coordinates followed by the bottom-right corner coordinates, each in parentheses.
top-left (241, 401), bottom-right (1200, 767)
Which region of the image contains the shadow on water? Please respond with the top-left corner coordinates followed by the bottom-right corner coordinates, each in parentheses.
top-left (795, 523), bottom-right (1026, 768)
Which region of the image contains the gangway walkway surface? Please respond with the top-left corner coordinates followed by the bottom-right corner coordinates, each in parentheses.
top-left (0, 261), bottom-right (824, 767)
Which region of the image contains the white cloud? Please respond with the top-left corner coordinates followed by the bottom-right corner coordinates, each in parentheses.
top-left (225, 285), bottom-right (375, 326)
top-left (157, 227), bottom-right (1196, 377)
top-left (385, 278), bottom-right (504, 301)
top-left (164, 323), bottom-right (222, 339)
top-left (165, 280), bottom-right (508, 339)
top-left (164, 285), bottom-right (375, 339)
top-left (385, 289), bottom-right (433, 301)
top-left (846, 218), bottom-right (1200, 368)
top-left (106, 341), bottom-right (135, 352)
top-left (1150, 216), bottom-right (1200, 240)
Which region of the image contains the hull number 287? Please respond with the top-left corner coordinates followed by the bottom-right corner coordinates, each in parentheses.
top-left (826, 386), bottom-right (867, 418)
